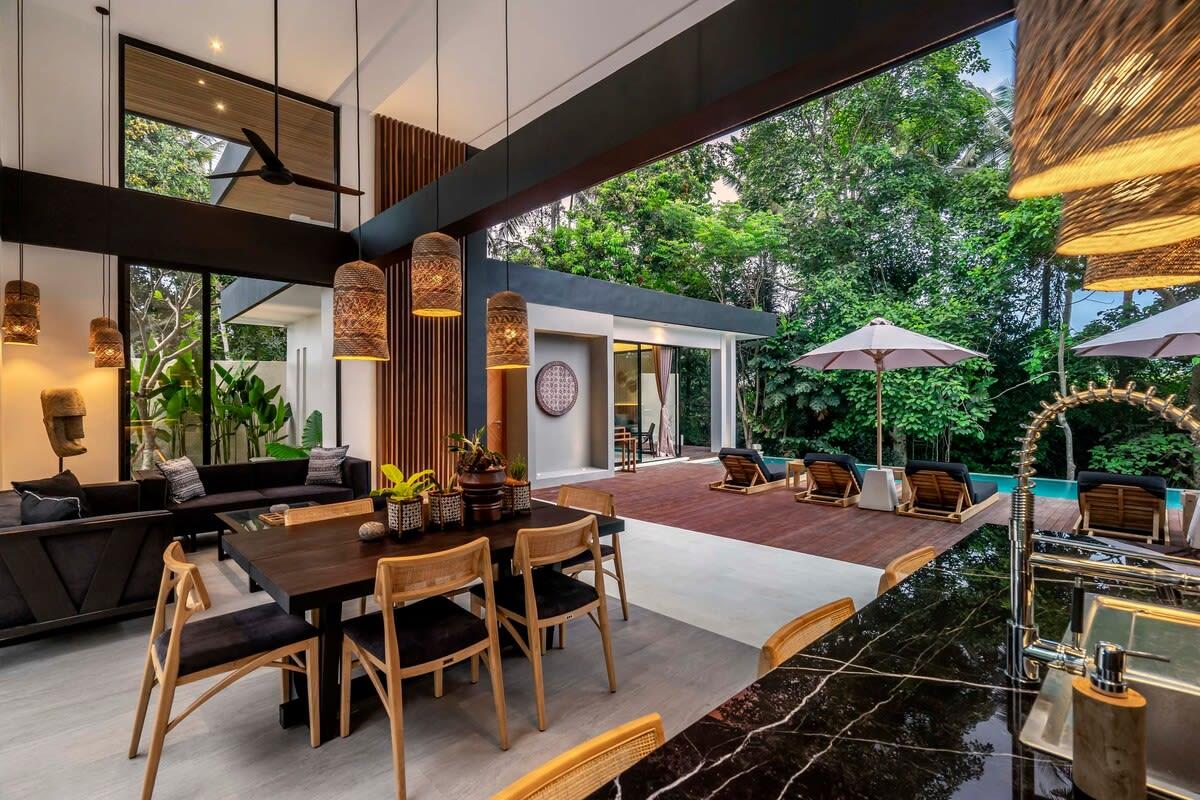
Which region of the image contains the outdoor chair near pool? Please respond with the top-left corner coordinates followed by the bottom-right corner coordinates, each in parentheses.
top-left (895, 460), bottom-right (1002, 524)
top-left (1074, 471), bottom-right (1170, 545)
top-left (709, 447), bottom-right (790, 494)
top-left (795, 453), bottom-right (862, 507)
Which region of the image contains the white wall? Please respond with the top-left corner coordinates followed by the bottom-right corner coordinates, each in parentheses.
top-left (284, 289), bottom-right (338, 447)
top-left (532, 334), bottom-right (595, 477)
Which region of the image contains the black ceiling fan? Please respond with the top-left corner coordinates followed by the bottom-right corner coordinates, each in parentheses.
top-left (208, 0), bottom-right (362, 197)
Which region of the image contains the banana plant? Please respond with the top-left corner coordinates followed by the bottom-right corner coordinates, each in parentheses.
top-left (266, 410), bottom-right (323, 460)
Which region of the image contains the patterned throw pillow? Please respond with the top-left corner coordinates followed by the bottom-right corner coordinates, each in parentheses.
top-left (306, 446), bottom-right (349, 486)
top-left (157, 457), bottom-right (206, 504)
top-left (19, 492), bottom-right (82, 524)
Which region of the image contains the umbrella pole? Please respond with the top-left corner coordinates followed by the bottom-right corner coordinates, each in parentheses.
top-left (875, 358), bottom-right (884, 469)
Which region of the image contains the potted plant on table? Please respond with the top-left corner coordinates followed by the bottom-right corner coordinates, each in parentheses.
top-left (428, 475), bottom-right (464, 530)
top-left (502, 454), bottom-right (531, 515)
top-left (448, 428), bottom-right (507, 525)
top-left (372, 465), bottom-right (434, 535)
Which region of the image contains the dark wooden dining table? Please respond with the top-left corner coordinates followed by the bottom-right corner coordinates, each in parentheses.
top-left (220, 500), bottom-right (624, 744)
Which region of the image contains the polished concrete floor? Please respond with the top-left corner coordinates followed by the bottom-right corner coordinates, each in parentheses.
top-left (0, 517), bottom-right (881, 799)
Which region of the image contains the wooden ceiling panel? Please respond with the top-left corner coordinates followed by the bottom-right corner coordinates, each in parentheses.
top-left (123, 44), bottom-right (336, 224)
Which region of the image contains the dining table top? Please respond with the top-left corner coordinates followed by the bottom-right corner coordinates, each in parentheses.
top-left (219, 500), bottom-right (624, 613)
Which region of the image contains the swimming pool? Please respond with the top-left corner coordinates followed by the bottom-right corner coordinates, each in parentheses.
top-left (762, 456), bottom-right (1186, 510)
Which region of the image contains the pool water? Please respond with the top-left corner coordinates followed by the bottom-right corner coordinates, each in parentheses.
top-left (762, 457), bottom-right (1185, 510)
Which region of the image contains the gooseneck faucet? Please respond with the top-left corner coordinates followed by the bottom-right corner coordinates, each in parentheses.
top-left (1007, 380), bottom-right (1200, 685)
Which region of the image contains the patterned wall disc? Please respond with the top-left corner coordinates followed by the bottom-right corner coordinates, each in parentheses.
top-left (535, 361), bottom-right (579, 416)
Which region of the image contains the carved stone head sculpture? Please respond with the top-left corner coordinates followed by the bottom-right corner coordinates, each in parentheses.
top-left (41, 388), bottom-right (87, 459)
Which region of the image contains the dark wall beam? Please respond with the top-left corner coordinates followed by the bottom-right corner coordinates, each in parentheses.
top-left (1, 167), bottom-right (355, 284)
top-left (361, 0), bottom-right (1013, 261)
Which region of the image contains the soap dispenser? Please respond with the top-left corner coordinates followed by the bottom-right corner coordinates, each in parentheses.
top-left (1071, 641), bottom-right (1167, 800)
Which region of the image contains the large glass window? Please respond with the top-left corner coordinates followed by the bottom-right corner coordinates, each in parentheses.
top-left (613, 342), bottom-right (681, 463)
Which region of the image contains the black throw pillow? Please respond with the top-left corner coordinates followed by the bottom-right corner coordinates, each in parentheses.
top-left (19, 492), bottom-right (83, 524)
top-left (12, 470), bottom-right (90, 516)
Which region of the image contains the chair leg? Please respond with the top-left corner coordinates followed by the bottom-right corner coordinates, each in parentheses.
top-left (128, 651), bottom-right (156, 759)
top-left (597, 601), bottom-right (617, 694)
top-left (528, 622), bottom-right (548, 731)
top-left (558, 623), bottom-right (566, 649)
top-left (470, 596), bottom-right (482, 685)
top-left (540, 628), bottom-right (547, 656)
top-left (385, 673), bottom-right (406, 800)
top-left (486, 642), bottom-right (509, 750)
top-left (612, 538), bottom-right (630, 621)
top-left (139, 671), bottom-right (177, 800)
top-left (305, 640), bottom-right (321, 749)
top-left (280, 662), bottom-right (292, 704)
top-left (340, 641), bottom-right (353, 738)
top-left (433, 668), bottom-right (444, 698)
top-left (358, 596), bottom-right (367, 616)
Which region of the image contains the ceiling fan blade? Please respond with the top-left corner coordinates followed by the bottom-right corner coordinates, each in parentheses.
top-left (241, 127), bottom-right (285, 171)
top-left (291, 172), bottom-right (365, 196)
top-left (207, 169), bottom-right (260, 180)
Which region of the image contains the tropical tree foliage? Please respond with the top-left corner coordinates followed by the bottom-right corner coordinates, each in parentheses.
top-left (494, 39), bottom-right (1200, 486)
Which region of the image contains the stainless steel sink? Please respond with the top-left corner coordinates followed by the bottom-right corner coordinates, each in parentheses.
top-left (1020, 595), bottom-right (1200, 799)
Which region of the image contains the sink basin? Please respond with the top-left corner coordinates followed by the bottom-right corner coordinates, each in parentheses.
top-left (1020, 595), bottom-right (1200, 799)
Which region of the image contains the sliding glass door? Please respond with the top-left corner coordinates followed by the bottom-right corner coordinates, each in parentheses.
top-left (612, 342), bottom-right (681, 463)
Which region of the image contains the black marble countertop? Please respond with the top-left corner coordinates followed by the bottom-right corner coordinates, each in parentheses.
top-left (589, 524), bottom-right (1197, 799)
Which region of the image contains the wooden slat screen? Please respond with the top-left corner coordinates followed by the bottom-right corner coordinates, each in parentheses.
top-left (374, 115), bottom-right (468, 487)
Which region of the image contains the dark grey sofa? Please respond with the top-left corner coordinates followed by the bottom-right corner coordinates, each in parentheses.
top-left (0, 481), bottom-right (174, 645)
top-left (135, 457), bottom-right (371, 554)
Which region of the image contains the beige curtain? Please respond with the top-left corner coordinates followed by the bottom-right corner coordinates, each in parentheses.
top-left (652, 346), bottom-right (675, 457)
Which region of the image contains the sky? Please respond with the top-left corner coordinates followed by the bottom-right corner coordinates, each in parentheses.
top-left (965, 21), bottom-right (1151, 331)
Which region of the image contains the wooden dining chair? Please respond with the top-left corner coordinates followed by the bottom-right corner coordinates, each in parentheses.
top-left (757, 597), bottom-right (856, 677)
top-left (128, 542), bottom-right (320, 800)
top-left (491, 713), bottom-right (664, 800)
top-left (877, 546), bottom-right (937, 595)
top-left (340, 537), bottom-right (508, 800)
top-left (556, 485), bottom-right (629, 622)
top-left (473, 515), bottom-right (617, 732)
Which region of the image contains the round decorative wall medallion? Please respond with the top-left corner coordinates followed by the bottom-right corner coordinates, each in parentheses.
top-left (535, 361), bottom-right (579, 416)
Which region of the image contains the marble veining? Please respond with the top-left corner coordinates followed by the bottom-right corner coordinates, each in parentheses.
top-left (588, 525), bottom-right (1197, 799)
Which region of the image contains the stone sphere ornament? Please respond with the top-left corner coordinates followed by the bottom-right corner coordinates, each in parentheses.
top-left (358, 521), bottom-right (387, 541)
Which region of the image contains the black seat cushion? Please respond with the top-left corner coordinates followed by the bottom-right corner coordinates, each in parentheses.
top-left (473, 568), bottom-right (599, 619)
top-left (1077, 471), bottom-right (1167, 500)
top-left (561, 543), bottom-right (614, 569)
top-left (342, 596), bottom-right (488, 667)
top-left (259, 485), bottom-right (354, 504)
top-left (803, 453), bottom-right (863, 490)
top-left (155, 603), bottom-right (317, 677)
top-left (970, 480), bottom-right (998, 504)
top-left (168, 490), bottom-right (268, 533)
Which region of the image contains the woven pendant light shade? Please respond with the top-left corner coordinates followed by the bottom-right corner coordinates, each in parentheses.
top-left (1009, 0), bottom-right (1200, 199)
top-left (333, 259), bottom-right (389, 361)
top-left (1083, 237), bottom-right (1200, 290)
top-left (486, 290), bottom-right (529, 370)
top-left (2, 280), bottom-right (40, 345)
top-left (88, 316), bottom-right (116, 353)
top-left (411, 232), bottom-right (462, 317)
top-left (93, 325), bottom-right (125, 368)
top-left (1057, 167), bottom-right (1200, 256)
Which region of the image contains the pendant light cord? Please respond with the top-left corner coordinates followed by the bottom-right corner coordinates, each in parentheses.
top-left (434, 0), bottom-right (440, 231)
top-left (354, 0), bottom-right (362, 260)
top-left (504, 0), bottom-right (510, 291)
top-left (273, 0), bottom-right (280, 157)
top-left (16, 0), bottom-right (24, 292)
top-left (99, 2), bottom-right (111, 319)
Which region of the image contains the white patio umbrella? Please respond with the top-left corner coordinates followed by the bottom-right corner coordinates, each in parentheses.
top-left (790, 318), bottom-right (984, 468)
top-left (1073, 297), bottom-right (1200, 358)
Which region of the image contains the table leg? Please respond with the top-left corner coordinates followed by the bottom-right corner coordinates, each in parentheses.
top-left (217, 529), bottom-right (227, 561)
top-left (280, 604), bottom-right (344, 744)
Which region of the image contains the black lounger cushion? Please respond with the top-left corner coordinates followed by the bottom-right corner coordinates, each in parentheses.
top-left (905, 460), bottom-right (997, 505)
top-left (803, 453), bottom-right (863, 489)
top-left (717, 448), bottom-right (786, 484)
top-left (1077, 471), bottom-right (1167, 500)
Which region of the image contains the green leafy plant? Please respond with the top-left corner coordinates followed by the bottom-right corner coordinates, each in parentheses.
top-left (448, 428), bottom-right (505, 473)
top-left (507, 454), bottom-right (528, 482)
top-left (266, 410), bottom-right (324, 459)
top-left (1089, 432), bottom-right (1196, 488)
top-left (371, 465), bottom-right (435, 502)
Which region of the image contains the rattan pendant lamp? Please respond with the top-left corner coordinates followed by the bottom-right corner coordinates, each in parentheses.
top-left (91, 3), bottom-right (124, 367)
top-left (410, 0), bottom-right (462, 317)
top-left (1009, 0), bottom-right (1200, 200)
top-left (2, 0), bottom-right (39, 346)
top-left (1083, 237), bottom-right (1200, 291)
top-left (486, 0), bottom-right (528, 371)
top-left (333, 0), bottom-right (389, 361)
top-left (1056, 166), bottom-right (1200, 256)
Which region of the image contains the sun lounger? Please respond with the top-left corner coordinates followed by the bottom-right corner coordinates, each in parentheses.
top-left (709, 448), bottom-right (789, 494)
top-left (796, 453), bottom-right (862, 507)
top-left (1074, 470), bottom-right (1169, 544)
top-left (895, 460), bottom-right (1002, 523)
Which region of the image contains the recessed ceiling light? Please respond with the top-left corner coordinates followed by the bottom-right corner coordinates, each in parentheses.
top-left (209, 38), bottom-right (223, 52)
top-left (215, 101), bottom-right (226, 112)
top-left (197, 78), bottom-right (206, 86)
